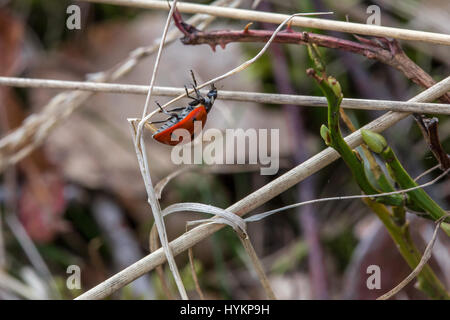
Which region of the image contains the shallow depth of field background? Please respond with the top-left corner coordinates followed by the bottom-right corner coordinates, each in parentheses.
top-left (0, 0), bottom-right (449, 299)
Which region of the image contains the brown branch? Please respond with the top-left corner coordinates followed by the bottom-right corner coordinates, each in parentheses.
top-left (173, 10), bottom-right (450, 104)
top-left (172, 9), bottom-right (450, 171)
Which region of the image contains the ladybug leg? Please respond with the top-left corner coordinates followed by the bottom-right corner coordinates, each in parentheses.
top-left (149, 118), bottom-right (172, 124)
top-left (156, 101), bottom-right (169, 115)
top-left (156, 101), bottom-right (180, 120)
top-left (156, 101), bottom-right (175, 116)
top-left (166, 107), bottom-right (186, 112)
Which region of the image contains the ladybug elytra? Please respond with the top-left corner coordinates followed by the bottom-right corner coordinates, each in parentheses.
top-left (145, 71), bottom-right (217, 146)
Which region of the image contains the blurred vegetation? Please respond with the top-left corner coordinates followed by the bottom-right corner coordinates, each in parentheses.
top-left (0, 0), bottom-right (449, 300)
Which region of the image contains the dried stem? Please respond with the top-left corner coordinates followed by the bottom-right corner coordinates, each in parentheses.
top-left (239, 237), bottom-right (276, 299)
top-left (0, 77), bottom-right (449, 115)
top-left (79, 0), bottom-right (450, 45)
top-left (75, 77), bottom-right (450, 300)
top-left (187, 244), bottom-right (204, 300)
top-left (149, 225), bottom-right (174, 300)
top-left (131, 0), bottom-right (190, 300)
top-left (173, 23), bottom-right (450, 104)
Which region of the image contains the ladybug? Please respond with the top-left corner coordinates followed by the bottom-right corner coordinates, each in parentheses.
top-left (146, 71), bottom-right (217, 146)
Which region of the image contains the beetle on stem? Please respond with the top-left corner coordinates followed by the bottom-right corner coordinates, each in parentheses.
top-left (145, 70), bottom-right (217, 146)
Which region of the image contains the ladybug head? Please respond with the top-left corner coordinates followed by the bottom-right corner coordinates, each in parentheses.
top-left (204, 84), bottom-right (217, 113)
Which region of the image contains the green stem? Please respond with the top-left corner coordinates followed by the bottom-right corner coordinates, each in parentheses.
top-left (308, 49), bottom-right (449, 298)
top-left (380, 146), bottom-right (450, 235)
top-left (314, 73), bottom-right (403, 206)
top-left (365, 199), bottom-right (449, 299)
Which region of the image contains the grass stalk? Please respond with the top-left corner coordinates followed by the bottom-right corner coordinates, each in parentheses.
top-left (79, 0), bottom-right (450, 45)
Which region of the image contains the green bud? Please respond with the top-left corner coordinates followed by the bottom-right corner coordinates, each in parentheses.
top-left (320, 124), bottom-right (331, 145)
top-left (361, 129), bottom-right (387, 154)
top-left (327, 76), bottom-right (343, 98)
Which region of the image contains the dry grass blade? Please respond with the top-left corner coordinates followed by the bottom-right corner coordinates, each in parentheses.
top-left (154, 167), bottom-right (191, 199)
top-left (377, 214), bottom-right (450, 300)
top-left (75, 77), bottom-right (450, 300)
top-left (130, 0), bottom-right (189, 300)
top-left (161, 202), bottom-right (275, 298)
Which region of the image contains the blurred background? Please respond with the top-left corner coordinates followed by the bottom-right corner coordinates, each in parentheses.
top-left (0, 0), bottom-right (449, 299)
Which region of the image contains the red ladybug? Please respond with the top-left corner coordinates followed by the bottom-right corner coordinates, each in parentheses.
top-left (146, 72), bottom-right (217, 146)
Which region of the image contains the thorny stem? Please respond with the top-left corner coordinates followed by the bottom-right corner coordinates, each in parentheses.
top-left (174, 23), bottom-right (450, 104)
top-left (173, 17), bottom-right (450, 170)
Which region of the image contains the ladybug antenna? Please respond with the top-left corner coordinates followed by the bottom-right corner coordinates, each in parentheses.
top-left (190, 69), bottom-right (198, 87)
top-left (189, 70), bottom-right (202, 99)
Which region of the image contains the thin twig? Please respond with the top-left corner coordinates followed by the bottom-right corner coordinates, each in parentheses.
top-left (414, 164), bottom-right (441, 182)
top-left (245, 169), bottom-right (450, 223)
top-left (75, 77), bottom-right (450, 300)
top-left (149, 225), bottom-right (174, 299)
top-left (377, 214), bottom-right (450, 300)
top-left (186, 224), bottom-right (205, 300)
top-left (79, 0), bottom-right (450, 45)
top-left (0, 77), bottom-right (449, 115)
